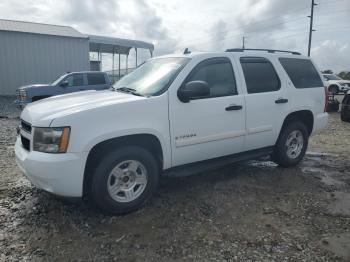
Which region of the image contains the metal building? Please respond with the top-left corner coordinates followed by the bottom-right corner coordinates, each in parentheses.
top-left (0, 19), bottom-right (154, 96)
top-left (0, 19), bottom-right (89, 95)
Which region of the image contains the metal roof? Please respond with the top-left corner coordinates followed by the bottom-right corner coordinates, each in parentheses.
top-left (0, 19), bottom-right (154, 54)
top-left (88, 34), bottom-right (154, 55)
top-left (0, 19), bottom-right (87, 38)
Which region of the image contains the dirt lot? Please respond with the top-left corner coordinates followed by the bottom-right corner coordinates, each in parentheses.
top-left (1, 98), bottom-right (350, 261)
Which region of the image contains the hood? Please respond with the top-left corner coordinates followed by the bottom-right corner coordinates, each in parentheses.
top-left (21, 90), bottom-right (144, 126)
top-left (19, 84), bottom-right (51, 90)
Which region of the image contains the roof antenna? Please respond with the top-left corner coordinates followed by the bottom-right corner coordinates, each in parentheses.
top-left (183, 48), bottom-right (191, 55)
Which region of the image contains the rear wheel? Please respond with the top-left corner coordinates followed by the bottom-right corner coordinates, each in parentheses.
top-left (90, 146), bottom-right (159, 214)
top-left (273, 121), bottom-right (309, 167)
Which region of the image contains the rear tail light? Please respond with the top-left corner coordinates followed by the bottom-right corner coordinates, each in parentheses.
top-left (324, 86), bottom-right (329, 112)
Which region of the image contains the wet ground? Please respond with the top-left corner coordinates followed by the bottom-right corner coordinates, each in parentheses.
top-left (0, 102), bottom-right (350, 261)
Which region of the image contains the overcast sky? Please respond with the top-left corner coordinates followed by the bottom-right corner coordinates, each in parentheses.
top-left (0, 0), bottom-right (349, 72)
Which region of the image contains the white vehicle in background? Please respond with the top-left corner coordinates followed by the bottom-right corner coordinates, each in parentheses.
top-left (15, 48), bottom-right (328, 214)
top-left (323, 73), bottom-right (350, 94)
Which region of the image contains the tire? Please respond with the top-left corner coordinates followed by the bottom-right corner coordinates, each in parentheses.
top-left (341, 111), bottom-right (350, 122)
top-left (273, 121), bottom-right (309, 167)
top-left (90, 146), bottom-right (159, 215)
top-left (329, 85), bottom-right (339, 95)
top-left (327, 101), bottom-right (339, 112)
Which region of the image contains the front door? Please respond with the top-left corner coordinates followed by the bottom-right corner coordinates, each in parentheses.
top-left (169, 57), bottom-right (246, 167)
top-left (60, 73), bottom-right (86, 93)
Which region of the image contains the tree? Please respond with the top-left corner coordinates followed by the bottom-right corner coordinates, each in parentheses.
top-left (322, 69), bottom-right (333, 74)
top-left (338, 71), bottom-right (350, 80)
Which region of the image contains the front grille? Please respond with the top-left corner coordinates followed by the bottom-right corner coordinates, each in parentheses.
top-left (21, 135), bottom-right (30, 151)
top-left (18, 89), bottom-right (27, 101)
top-left (21, 120), bottom-right (32, 133)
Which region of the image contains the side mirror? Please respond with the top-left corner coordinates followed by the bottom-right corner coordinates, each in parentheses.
top-left (60, 81), bottom-right (69, 87)
top-left (178, 80), bottom-right (210, 103)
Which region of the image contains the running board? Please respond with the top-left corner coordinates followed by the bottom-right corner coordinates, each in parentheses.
top-left (164, 147), bottom-right (274, 177)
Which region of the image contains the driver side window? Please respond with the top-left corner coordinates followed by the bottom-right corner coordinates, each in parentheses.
top-left (63, 74), bottom-right (84, 87)
top-left (185, 58), bottom-right (237, 98)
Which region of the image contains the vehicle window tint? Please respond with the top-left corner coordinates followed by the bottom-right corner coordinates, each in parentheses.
top-left (279, 58), bottom-right (323, 88)
top-left (87, 73), bottom-right (106, 85)
top-left (240, 57), bottom-right (280, 94)
top-left (186, 58), bottom-right (237, 98)
top-left (64, 74), bottom-right (84, 87)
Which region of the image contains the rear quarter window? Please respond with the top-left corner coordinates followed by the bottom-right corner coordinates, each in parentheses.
top-left (279, 58), bottom-right (323, 88)
top-left (87, 73), bottom-right (106, 85)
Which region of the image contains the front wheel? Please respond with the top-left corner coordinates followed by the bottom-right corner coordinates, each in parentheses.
top-left (272, 122), bottom-right (309, 167)
top-left (90, 146), bottom-right (159, 214)
top-left (329, 86), bottom-right (339, 95)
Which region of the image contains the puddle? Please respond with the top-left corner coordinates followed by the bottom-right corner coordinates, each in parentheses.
top-left (306, 151), bottom-right (338, 157)
top-left (301, 167), bottom-right (345, 187)
top-left (246, 160), bottom-right (278, 168)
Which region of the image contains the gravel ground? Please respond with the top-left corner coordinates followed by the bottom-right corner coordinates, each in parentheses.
top-left (0, 96), bottom-right (21, 119)
top-left (0, 99), bottom-right (350, 261)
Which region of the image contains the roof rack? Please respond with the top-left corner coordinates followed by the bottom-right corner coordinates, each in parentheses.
top-left (225, 48), bottom-right (301, 55)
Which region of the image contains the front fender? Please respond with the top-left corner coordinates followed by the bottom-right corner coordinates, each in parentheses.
top-left (25, 86), bottom-right (56, 101)
top-left (50, 95), bottom-right (172, 169)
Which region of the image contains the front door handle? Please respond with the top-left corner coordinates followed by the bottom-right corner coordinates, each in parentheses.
top-left (226, 105), bottom-right (243, 111)
top-left (275, 98), bottom-right (288, 104)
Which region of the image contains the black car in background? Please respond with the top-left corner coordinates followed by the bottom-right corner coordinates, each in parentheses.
top-left (341, 92), bottom-right (350, 122)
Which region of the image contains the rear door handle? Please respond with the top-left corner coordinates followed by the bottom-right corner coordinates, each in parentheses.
top-left (275, 98), bottom-right (288, 104)
top-left (226, 105), bottom-right (243, 111)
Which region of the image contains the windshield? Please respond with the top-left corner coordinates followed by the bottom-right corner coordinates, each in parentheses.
top-left (324, 74), bottom-right (342, 80)
top-left (113, 57), bottom-right (190, 96)
top-left (51, 74), bottom-right (68, 85)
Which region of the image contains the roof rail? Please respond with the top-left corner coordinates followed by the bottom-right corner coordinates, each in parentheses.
top-left (225, 48), bottom-right (301, 55)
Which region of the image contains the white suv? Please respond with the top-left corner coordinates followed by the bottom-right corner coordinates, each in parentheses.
top-left (15, 49), bottom-right (328, 214)
top-left (323, 73), bottom-right (350, 94)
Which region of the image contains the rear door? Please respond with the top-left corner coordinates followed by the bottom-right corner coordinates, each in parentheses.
top-left (238, 56), bottom-right (289, 151)
top-left (169, 56), bottom-right (246, 167)
top-left (87, 73), bottom-right (109, 90)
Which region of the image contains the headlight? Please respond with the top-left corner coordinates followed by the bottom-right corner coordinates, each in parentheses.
top-left (340, 83), bottom-right (346, 87)
top-left (33, 127), bottom-right (70, 153)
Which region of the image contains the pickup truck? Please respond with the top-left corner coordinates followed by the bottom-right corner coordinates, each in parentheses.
top-left (15, 71), bottom-right (111, 107)
top-left (15, 49), bottom-right (328, 214)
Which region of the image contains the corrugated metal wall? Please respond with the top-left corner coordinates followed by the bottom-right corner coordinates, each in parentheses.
top-left (0, 31), bottom-right (89, 95)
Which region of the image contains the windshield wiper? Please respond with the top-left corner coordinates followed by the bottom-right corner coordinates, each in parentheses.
top-left (114, 87), bottom-right (144, 97)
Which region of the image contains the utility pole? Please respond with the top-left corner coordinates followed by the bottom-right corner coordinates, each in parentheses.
top-left (242, 36), bottom-right (246, 49)
top-left (307, 0), bottom-right (317, 56)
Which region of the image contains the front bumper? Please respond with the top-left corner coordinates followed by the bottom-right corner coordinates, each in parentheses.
top-left (14, 99), bottom-right (30, 109)
top-left (339, 86), bottom-right (350, 92)
top-left (14, 136), bottom-right (88, 197)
